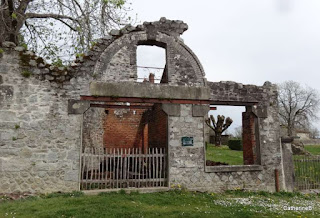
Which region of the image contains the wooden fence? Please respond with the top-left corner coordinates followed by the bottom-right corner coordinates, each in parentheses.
top-left (294, 155), bottom-right (320, 190)
top-left (81, 147), bottom-right (167, 190)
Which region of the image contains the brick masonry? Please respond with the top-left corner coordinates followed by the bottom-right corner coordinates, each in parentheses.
top-left (0, 18), bottom-right (292, 194)
top-left (102, 108), bottom-right (148, 150)
top-left (148, 104), bottom-right (168, 149)
top-left (242, 111), bottom-right (257, 165)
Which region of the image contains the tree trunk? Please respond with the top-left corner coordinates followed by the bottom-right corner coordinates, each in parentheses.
top-left (0, 0), bottom-right (20, 45)
top-left (287, 121), bottom-right (294, 137)
top-left (215, 131), bottom-right (222, 146)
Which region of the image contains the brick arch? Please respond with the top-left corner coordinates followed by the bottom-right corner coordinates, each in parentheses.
top-left (93, 18), bottom-right (207, 86)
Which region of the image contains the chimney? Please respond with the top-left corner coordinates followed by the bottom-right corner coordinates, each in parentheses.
top-left (149, 73), bottom-right (155, 83)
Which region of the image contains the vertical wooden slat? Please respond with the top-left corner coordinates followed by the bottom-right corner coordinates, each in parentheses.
top-left (134, 148), bottom-right (138, 187)
top-left (104, 148), bottom-right (107, 189)
top-left (80, 147), bottom-right (84, 190)
top-left (112, 148), bottom-right (117, 188)
top-left (97, 147), bottom-right (99, 189)
top-left (128, 148), bottom-right (131, 187)
top-left (142, 148), bottom-right (145, 188)
top-left (81, 147), bottom-right (86, 190)
top-left (90, 147), bottom-right (94, 190)
top-left (127, 148), bottom-right (129, 188)
top-left (109, 148), bottom-right (112, 188)
top-left (149, 148), bottom-right (151, 187)
top-left (137, 148), bottom-right (140, 188)
top-left (146, 148), bottom-right (148, 186)
top-left (164, 147), bottom-right (167, 186)
top-left (98, 147), bottom-right (101, 189)
top-left (85, 148), bottom-right (89, 190)
top-left (95, 147), bottom-right (98, 189)
top-left (123, 148), bottom-right (127, 188)
top-left (116, 148), bottom-right (119, 188)
top-left (146, 149), bottom-right (148, 186)
top-left (159, 148), bottom-right (163, 187)
top-left (152, 148), bottom-right (155, 187)
top-left (155, 148), bottom-right (159, 187)
top-left (101, 147), bottom-right (104, 189)
top-left (92, 147), bottom-right (95, 189)
top-left (120, 148), bottom-right (123, 188)
top-left (154, 148), bottom-right (157, 186)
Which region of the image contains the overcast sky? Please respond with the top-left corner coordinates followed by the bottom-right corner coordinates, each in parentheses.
top-left (130, 0), bottom-right (320, 133)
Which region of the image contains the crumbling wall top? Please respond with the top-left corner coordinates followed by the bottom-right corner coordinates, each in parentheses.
top-left (109, 17), bottom-right (188, 38)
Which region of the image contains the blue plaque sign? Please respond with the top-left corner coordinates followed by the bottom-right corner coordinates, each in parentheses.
top-left (181, 137), bottom-right (194, 146)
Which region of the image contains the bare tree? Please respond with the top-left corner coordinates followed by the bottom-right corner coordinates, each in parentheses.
top-left (233, 126), bottom-right (242, 139)
top-left (278, 81), bottom-right (320, 137)
top-left (309, 126), bottom-right (320, 139)
top-left (0, 0), bottom-right (132, 62)
top-left (205, 115), bottom-right (233, 146)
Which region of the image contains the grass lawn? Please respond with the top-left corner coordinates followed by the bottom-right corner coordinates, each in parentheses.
top-left (0, 190), bottom-right (319, 218)
top-left (206, 144), bottom-right (243, 165)
top-left (305, 145), bottom-right (320, 155)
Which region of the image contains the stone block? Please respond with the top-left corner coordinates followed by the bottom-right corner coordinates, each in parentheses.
top-left (0, 157), bottom-right (31, 172)
top-left (192, 105), bottom-right (209, 117)
top-left (68, 99), bottom-right (90, 114)
top-left (90, 82), bottom-right (210, 100)
top-left (20, 148), bottom-right (32, 158)
top-left (162, 104), bottom-right (180, 116)
top-left (281, 143), bottom-right (295, 192)
top-left (252, 106), bottom-right (268, 118)
top-left (64, 170), bottom-right (79, 182)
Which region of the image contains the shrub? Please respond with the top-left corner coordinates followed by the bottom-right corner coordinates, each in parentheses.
top-left (228, 139), bottom-right (243, 151)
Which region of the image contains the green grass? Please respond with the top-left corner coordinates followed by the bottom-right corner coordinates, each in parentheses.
top-left (0, 190), bottom-right (319, 218)
top-left (206, 144), bottom-right (243, 165)
top-left (305, 145), bottom-right (320, 155)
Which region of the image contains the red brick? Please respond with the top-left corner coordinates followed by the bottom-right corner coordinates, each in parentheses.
top-left (242, 112), bottom-right (256, 165)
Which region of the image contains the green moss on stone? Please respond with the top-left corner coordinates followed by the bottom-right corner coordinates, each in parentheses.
top-left (19, 53), bottom-right (32, 66)
top-left (21, 70), bottom-right (32, 78)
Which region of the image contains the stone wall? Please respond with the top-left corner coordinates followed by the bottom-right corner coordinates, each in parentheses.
top-left (0, 50), bottom-right (85, 193)
top-left (0, 17), bottom-right (290, 194)
top-left (167, 81), bottom-right (286, 192)
top-left (82, 107), bottom-right (105, 150)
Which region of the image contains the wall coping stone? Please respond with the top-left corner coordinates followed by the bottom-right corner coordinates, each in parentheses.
top-left (90, 82), bottom-right (210, 100)
top-left (205, 165), bottom-right (263, 173)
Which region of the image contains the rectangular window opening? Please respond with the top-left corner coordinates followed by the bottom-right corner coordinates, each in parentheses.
top-left (205, 105), bottom-right (260, 167)
top-left (136, 45), bottom-right (167, 84)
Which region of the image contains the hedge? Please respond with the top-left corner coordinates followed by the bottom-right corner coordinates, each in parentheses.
top-left (228, 139), bottom-right (243, 151)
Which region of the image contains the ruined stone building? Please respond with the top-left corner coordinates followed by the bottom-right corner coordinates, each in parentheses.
top-left (0, 18), bottom-right (294, 193)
